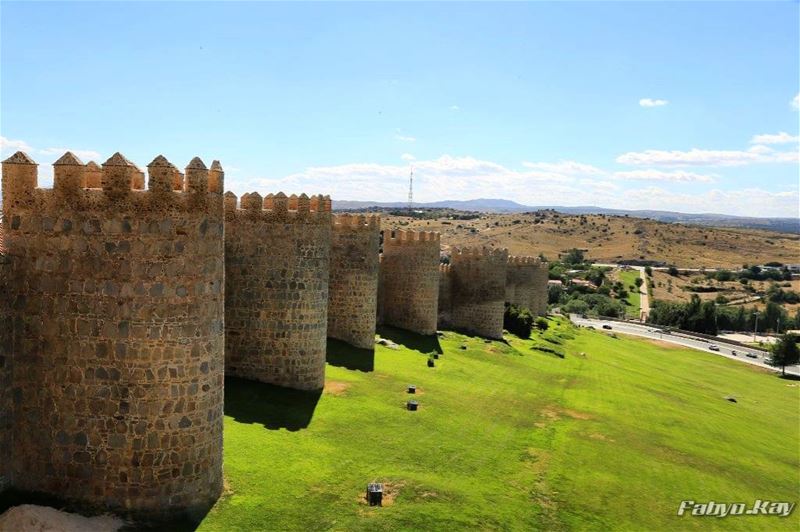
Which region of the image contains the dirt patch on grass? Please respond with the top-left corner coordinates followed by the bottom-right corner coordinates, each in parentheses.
top-left (324, 381), bottom-right (351, 395)
top-left (356, 480), bottom-right (404, 508)
top-left (645, 339), bottom-right (689, 350)
top-left (539, 406), bottom-right (593, 423)
top-left (563, 409), bottom-right (592, 420)
top-left (588, 432), bottom-right (615, 442)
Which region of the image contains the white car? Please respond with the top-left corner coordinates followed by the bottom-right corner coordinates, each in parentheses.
top-left (709, 345), bottom-right (720, 351)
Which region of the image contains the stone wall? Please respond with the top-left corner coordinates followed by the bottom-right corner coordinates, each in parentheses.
top-left (224, 192), bottom-right (332, 391)
top-left (1, 151), bottom-right (225, 516)
top-left (442, 247), bottom-right (508, 339)
top-left (437, 263), bottom-right (452, 328)
top-left (505, 256), bottom-right (549, 316)
top-left (378, 229), bottom-right (440, 335)
top-left (0, 227), bottom-right (11, 492)
top-left (530, 260), bottom-right (549, 316)
top-left (328, 214), bottom-right (380, 349)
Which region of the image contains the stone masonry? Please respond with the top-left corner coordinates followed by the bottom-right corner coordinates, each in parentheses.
top-left (1, 151), bottom-right (225, 516)
top-left (224, 192), bottom-right (332, 391)
top-left (439, 247), bottom-right (508, 339)
top-left (328, 214), bottom-right (380, 349)
top-left (506, 256), bottom-right (549, 316)
top-left (0, 227), bottom-right (11, 491)
top-left (378, 229), bottom-right (440, 335)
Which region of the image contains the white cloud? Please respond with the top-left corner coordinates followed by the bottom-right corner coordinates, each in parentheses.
top-left (38, 147), bottom-right (102, 162)
top-left (639, 98), bottom-right (669, 108)
top-left (792, 92), bottom-right (799, 111)
top-left (750, 132), bottom-right (799, 145)
top-left (612, 169), bottom-right (716, 183)
top-left (0, 136), bottom-right (33, 154)
top-left (616, 146), bottom-right (798, 166)
top-left (401, 153), bottom-right (416, 162)
top-left (522, 160), bottom-right (606, 175)
top-left (449, 105), bottom-right (460, 111)
top-left (394, 134), bottom-right (416, 142)
top-left (624, 187), bottom-right (799, 218)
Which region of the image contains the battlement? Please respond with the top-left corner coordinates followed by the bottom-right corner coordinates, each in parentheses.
top-left (332, 213), bottom-right (380, 230)
top-left (223, 191), bottom-right (331, 222)
top-left (382, 229), bottom-right (441, 246)
top-left (1, 151), bottom-right (223, 214)
top-left (451, 246), bottom-right (509, 263)
top-left (508, 255), bottom-right (544, 265)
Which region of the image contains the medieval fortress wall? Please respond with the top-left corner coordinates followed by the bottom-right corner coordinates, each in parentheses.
top-left (0, 148), bottom-right (550, 517)
top-left (1, 151), bottom-right (225, 515)
top-left (378, 229), bottom-right (441, 335)
top-left (0, 231), bottom-right (11, 491)
top-left (328, 214), bottom-right (381, 349)
top-left (224, 191), bottom-right (332, 391)
top-left (506, 256), bottom-right (549, 316)
top-left (440, 247), bottom-right (509, 339)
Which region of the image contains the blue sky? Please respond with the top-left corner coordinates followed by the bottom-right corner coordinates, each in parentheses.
top-left (1, 1), bottom-right (798, 216)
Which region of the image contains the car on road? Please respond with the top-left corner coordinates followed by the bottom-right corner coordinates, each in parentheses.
top-left (731, 350), bottom-right (738, 356)
top-left (709, 344), bottom-right (720, 351)
top-left (602, 324), bottom-right (613, 330)
top-left (746, 353), bottom-right (758, 359)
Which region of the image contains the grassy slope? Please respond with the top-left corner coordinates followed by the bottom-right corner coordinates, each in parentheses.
top-left (617, 269), bottom-right (641, 318)
top-left (199, 319), bottom-right (799, 531)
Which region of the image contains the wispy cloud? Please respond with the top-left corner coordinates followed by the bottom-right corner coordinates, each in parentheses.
top-left (0, 136), bottom-right (33, 154)
top-left (38, 147), bottom-right (102, 162)
top-left (616, 146), bottom-right (798, 166)
top-left (612, 169), bottom-right (716, 183)
top-left (401, 153), bottom-right (416, 162)
top-left (750, 132), bottom-right (799, 145)
top-left (449, 105), bottom-right (460, 111)
top-left (792, 92), bottom-right (800, 111)
top-left (394, 134), bottom-right (416, 142)
top-left (522, 160), bottom-right (605, 175)
top-left (639, 98), bottom-right (669, 108)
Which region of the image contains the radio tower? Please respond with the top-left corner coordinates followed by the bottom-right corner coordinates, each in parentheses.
top-left (407, 166), bottom-right (414, 210)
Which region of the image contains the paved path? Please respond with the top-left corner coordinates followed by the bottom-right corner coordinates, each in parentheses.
top-left (569, 315), bottom-right (800, 377)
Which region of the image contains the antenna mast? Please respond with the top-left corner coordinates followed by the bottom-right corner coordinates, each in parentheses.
top-left (407, 166), bottom-right (414, 210)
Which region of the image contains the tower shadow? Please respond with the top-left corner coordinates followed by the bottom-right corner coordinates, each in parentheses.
top-left (326, 338), bottom-right (375, 372)
top-left (224, 377), bottom-right (321, 431)
top-left (376, 325), bottom-right (443, 354)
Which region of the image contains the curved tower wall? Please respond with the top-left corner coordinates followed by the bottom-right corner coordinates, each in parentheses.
top-left (1, 151), bottom-right (225, 515)
top-left (378, 229), bottom-right (440, 335)
top-left (506, 256), bottom-right (549, 316)
top-left (447, 247), bottom-right (508, 339)
top-left (437, 263), bottom-right (452, 329)
top-left (224, 192), bottom-right (332, 390)
top-left (328, 214), bottom-right (380, 349)
top-left (0, 230), bottom-right (11, 491)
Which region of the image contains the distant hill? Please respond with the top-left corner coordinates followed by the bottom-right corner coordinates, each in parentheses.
top-left (333, 198), bottom-right (800, 234)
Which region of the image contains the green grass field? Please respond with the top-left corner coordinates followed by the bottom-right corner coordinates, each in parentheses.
top-left (618, 269), bottom-right (642, 318)
top-left (198, 318), bottom-right (799, 531)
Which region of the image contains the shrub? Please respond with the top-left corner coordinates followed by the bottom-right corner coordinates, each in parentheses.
top-left (535, 317), bottom-right (549, 331)
top-left (504, 304), bottom-right (533, 339)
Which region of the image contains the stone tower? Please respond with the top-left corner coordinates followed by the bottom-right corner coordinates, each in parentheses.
top-left (0, 227), bottom-right (11, 491)
top-left (1, 151), bottom-right (225, 516)
top-left (440, 247), bottom-right (508, 339)
top-left (378, 229), bottom-right (440, 335)
top-left (506, 256), bottom-right (549, 316)
top-left (328, 214), bottom-right (381, 349)
top-left (224, 191), bottom-right (332, 391)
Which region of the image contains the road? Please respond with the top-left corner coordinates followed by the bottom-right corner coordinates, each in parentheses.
top-left (594, 263), bottom-right (650, 320)
top-left (569, 315), bottom-right (800, 377)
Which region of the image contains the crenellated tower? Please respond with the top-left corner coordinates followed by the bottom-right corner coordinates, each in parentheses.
top-left (1, 151), bottom-right (225, 516)
top-left (224, 191), bottom-right (332, 390)
top-left (378, 229), bottom-right (441, 335)
top-left (440, 247), bottom-right (508, 339)
top-left (329, 214), bottom-right (381, 349)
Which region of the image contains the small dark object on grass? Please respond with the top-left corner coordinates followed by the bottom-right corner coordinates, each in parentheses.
top-left (460, 344), bottom-right (467, 350)
top-left (427, 358), bottom-right (435, 368)
top-left (433, 353), bottom-right (439, 359)
top-left (408, 385), bottom-right (416, 394)
top-left (407, 400), bottom-right (419, 411)
top-left (725, 396), bottom-right (737, 403)
top-left (367, 483), bottom-right (383, 506)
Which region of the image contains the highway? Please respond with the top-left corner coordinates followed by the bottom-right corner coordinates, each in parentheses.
top-left (569, 315), bottom-right (800, 377)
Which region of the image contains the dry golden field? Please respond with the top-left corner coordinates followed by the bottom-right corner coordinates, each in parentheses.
top-left (379, 211), bottom-right (800, 269)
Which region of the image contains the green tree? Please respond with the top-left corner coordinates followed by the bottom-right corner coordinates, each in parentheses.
top-left (769, 334), bottom-right (800, 376)
top-left (563, 248), bottom-right (585, 266)
top-left (668, 266), bottom-right (679, 276)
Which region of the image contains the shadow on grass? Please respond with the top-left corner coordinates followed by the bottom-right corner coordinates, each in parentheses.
top-left (326, 338), bottom-right (375, 372)
top-left (778, 373), bottom-right (800, 381)
top-left (377, 324), bottom-right (443, 354)
top-left (224, 376), bottom-right (321, 431)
